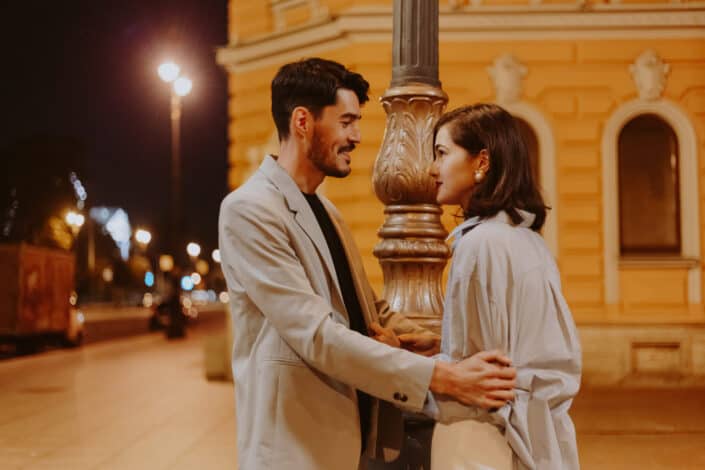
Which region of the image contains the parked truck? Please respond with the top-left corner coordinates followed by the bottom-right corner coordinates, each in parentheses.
top-left (0, 243), bottom-right (84, 353)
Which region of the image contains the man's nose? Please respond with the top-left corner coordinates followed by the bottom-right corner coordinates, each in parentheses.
top-left (349, 123), bottom-right (361, 144)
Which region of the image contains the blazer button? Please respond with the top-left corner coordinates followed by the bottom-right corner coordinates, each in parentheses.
top-left (400, 394), bottom-right (408, 403)
top-left (393, 392), bottom-right (401, 401)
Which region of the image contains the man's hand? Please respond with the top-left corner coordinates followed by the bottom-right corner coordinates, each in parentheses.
top-left (430, 350), bottom-right (516, 409)
top-left (398, 332), bottom-right (441, 357)
top-left (369, 322), bottom-right (400, 348)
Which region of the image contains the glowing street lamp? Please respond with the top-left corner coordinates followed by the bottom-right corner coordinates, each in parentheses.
top-left (135, 228), bottom-right (152, 246)
top-left (186, 242), bottom-right (201, 258)
top-left (158, 62), bottom-right (180, 83)
top-left (212, 249), bottom-right (221, 263)
top-left (174, 77), bottom-right (192, 97)
top-left (158, 60), bottom-right (193, 255)
top-left (65, 210), bottom-right (85, 235)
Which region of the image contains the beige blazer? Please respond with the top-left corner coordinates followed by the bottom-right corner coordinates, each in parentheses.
top-left (218, 156), bottom-right (435, 470)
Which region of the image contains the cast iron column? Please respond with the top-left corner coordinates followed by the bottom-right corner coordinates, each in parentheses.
top-left (370, 2), bottom-right (448, 468)
top-left (373, 0), bottom-right (449, 333)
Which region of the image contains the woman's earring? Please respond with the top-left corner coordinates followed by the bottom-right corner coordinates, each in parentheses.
top-left (474, 169), bottom-right (484, 183)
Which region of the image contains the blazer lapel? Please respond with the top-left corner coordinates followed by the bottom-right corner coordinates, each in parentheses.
top-left (319, 196), bottom-right (380, 327)
top-left (258, 156), bottom-right (344, 306)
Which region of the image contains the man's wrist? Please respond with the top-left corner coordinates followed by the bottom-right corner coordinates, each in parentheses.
top-left (430, 361), bottom-right (454, 396)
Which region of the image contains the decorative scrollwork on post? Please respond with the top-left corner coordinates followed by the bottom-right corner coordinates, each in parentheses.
top-left (373, 85), bottom-right (449, 332)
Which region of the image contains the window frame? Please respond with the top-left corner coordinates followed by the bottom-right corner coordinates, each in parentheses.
top-left (602, 99), bottom-right (700, 305)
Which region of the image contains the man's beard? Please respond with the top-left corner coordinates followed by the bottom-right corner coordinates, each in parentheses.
top-left (309, 131), bottom-right (353, 178)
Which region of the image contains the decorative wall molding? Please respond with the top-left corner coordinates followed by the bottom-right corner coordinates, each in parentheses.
top-left (269, 0), bottom-right (329, 33)
top-left (488, 54), bottom-right (527, 106)
top-left (630, 50), bottom-right (670, 101)
top-left (601, 99), bottom-right (701, 304)
top-left (217, 6), bottom-right (705, 73)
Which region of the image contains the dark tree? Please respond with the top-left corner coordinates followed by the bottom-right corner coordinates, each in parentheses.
top-left (0, 136), bottom-right (87, 249)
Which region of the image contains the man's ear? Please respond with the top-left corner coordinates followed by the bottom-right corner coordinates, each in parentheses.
top-left (290, 106), bottom-right (313, 139)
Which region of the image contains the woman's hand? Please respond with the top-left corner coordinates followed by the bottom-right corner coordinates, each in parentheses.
top-left (398, 332), bottom-right (441, 356)
top-left (369, 322), bottom-right (400, 348)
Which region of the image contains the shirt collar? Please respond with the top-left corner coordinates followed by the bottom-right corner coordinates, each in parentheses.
top-left (446, 209), bottom-right (536, 250)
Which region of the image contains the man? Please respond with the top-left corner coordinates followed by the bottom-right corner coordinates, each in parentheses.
top-left (218, 58), bottom-right (516, 470)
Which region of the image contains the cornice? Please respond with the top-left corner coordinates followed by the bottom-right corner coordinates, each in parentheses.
top-left (216, 5), bottom-right (705, 73)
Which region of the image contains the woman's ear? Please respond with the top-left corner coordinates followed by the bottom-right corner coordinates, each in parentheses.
top-left (477, 149), bottom-right (491, 173)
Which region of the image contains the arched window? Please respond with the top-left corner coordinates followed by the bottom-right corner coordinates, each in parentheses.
top-left (618, 114), bottom-right (680, 254)
top-left (515, 117), bottom-right (540, 184)
top-left (602, 100), bottom-right (700, 304)
top-left (503, 103), bottom-right (557, 256)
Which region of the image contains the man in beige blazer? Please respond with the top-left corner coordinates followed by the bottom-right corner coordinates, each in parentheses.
top-left (218, 58), bottom-right (516, 470)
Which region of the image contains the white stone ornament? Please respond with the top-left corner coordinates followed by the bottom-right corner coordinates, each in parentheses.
top-left (630, 50), bottom-right (670, 101)
top-left (270, 0), bottom-right (329, 32)
top-left (487, 54), bottom-right (527, 105)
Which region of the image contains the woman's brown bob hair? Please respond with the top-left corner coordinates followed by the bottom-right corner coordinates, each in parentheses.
top-left (433, 103), bottom-right (548, 231)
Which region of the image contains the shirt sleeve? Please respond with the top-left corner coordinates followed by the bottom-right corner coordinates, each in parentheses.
top-left (499, 268), bottom-right (582, 470)
top-left (420, 274), bottom-right (497, 424)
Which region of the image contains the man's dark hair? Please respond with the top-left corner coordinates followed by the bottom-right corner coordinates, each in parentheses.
top-left (271, 58), bottom-right (370, 141)
top-left (433, 103), bottom-right (549, 231)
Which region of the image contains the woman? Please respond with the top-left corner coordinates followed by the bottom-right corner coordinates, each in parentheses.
top-left (424, 103), bottom-right (582, 469)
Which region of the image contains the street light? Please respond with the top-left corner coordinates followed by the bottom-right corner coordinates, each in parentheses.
top-left (135, 228), bottom-right (152, 246)
top-left (174, 77), bottom-right (192, 97)
top-left (186, 242), bottom-right (201, 258)
top-left (158, 62), bottom-right (180, 82)
top-left (158, 60), bottom-right (192, 256)
top-left (65, 210), bottom-right (85, 235)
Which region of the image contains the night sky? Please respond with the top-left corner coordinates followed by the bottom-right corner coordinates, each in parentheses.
top-left (1, 0), bottom-right (229, 255)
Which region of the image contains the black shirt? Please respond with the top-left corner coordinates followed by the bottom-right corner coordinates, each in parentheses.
top-left (302, 192), bottom-right (372, 453)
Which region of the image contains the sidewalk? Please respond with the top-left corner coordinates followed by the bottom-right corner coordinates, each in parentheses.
top-left (0, 318), bottom-right (703, 469)
top-left (80, 302), bottom-right (226, 344)
top-left (0, 321), bottom-right (236, 470)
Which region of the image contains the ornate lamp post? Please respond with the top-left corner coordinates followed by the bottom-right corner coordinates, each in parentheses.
top-left (370, 2), bottom-right (448, 468)
top-left (373, 0), bottom-right (449, 333)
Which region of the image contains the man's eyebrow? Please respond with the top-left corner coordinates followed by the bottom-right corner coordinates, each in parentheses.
top-left (340, 113), bottom-right (362, 120)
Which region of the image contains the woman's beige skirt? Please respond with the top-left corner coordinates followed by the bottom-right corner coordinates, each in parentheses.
top-left (431, 420), bottom-right (513, 470)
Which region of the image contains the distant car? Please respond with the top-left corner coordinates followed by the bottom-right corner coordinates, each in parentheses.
top-left (148, 294), bottom-right (197, 331)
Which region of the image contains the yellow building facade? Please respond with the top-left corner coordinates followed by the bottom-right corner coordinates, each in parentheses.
top-left (217, 0), bottom-right (705, 385)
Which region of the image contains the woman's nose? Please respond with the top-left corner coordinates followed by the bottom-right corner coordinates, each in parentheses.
top-left (429, 161), bottom-right (439, 177)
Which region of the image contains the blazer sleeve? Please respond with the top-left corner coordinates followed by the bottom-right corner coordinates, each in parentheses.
top-left (376, 299), bottom-right (429, 335)
top-left (220, 197), bottom-right (435, 411)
